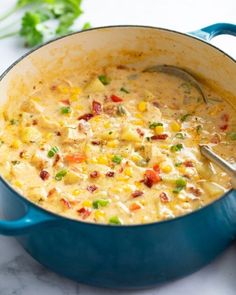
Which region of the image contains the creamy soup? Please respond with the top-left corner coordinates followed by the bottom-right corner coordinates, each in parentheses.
top-left (0, 65), bottom-right (235, 224)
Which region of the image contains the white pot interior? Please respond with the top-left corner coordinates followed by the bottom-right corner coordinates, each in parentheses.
top-left (0, 26), bottom-right (235, 110)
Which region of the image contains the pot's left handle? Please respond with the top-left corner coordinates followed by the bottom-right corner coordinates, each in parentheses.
top-left (0, 206), bottom-right (58, 236)
top-left (189, 23), bottom-right (236, 41)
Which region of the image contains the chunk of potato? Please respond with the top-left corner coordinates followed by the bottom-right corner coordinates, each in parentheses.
top-left (31, 150), bottom-right (48, 170)
top-left (64, 170), bottom-right (82, 185)
top-left (120, 126), bottom-right (141, 142)
top-left (84, 78), bottom-right (105, 93)
top-left (61, 126), bottom-right (86, 143)
top-left (28, 187), bottom-right (47, 202)
top-left (201, 181), bottom-right (225, 197)
top-left (20, 99), bottom-right (44, 114)
top-left (38, 114), bottom-right (60, 131)
top-left (20, 126), bottom-right (42, 143)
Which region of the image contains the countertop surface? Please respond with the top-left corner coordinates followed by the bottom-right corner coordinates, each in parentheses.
top-left (0, 0), bottom-right (236, 294)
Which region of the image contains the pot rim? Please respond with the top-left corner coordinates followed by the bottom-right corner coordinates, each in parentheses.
top-left (0, 24), bottom-right (235, 228)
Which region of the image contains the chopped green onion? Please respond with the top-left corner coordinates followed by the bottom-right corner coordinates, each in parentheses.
top-left (112, 155), bottom-right (122, 164)
top-left (82, 22), bottom-right (91, 30)
top-left (117, 105), bottom-right (127, 116)
top-left (180, 113), bottom-right (191, 122)
top-left (98, 75), bottom-right (110, 85)
top-left (11, 160), bottom-right (20, 165)
top-left (109, 216), bottom-right (122, 225)
top-left (149, 122), bottom-right (163, 129)
top-left (61, 106), bottom-right (71, 114)
top-left (175, 133), bottom-right (185, 139)
top-left (170, 143), bottom-right (183, 152)
top-left (173, 178), bottom-right (187, 194)
top-left (55, 169), bottom-right (67, 181)
top-left (227, 131), bottom-right (236, 140)
top-left (48, 146), bottom-right (59, 158)
top-left (93, 199), bottom-right (110, 209)
top-left (120, 87), bottom-right (129, 94)
top-left (10, 119), bottom-right (18, 125)
top-left (146, 137), bottom-right (151, 142)
top-left (175, 162), bottom-right (183, 167)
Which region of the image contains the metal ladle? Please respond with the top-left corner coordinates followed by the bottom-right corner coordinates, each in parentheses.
top-left (199, 144), bottom-right (236, 189)
top-left (144, 64), bottom-right (208, 104)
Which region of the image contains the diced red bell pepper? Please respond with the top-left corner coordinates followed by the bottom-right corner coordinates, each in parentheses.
top-left (60, 198), bottom-right (72, 209)
top-left (129, 203), bottom-right (142, 211)
top-left (131, 190), bottom-right (144, 198)
top-left (143, 169), bottom-right (161, 188)
top-left (61, 99), bottom-right (70, 105)
top-left (153, 164), bottom-right (160, 173)
top-left (159, 192), bottom-right (169, 203)
top-left (151, 134), bottom-right (168, 140)
top-left (77, 207), bottom-right (91, 219)
top-left (65, 153), bottom-right (86, 164)
top-left (111, 94), bottom-right (123, 102)
top-left (78, 113), bottom-right (94, 121)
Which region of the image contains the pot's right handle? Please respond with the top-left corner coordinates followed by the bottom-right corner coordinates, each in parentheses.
top-left (189, 23), bottom-right (236, 41)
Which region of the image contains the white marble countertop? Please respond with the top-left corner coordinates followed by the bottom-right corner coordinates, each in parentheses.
top-left (0, 0), bottom-right (236, 294)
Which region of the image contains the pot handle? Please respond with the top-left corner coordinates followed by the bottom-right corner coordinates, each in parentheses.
top-left (0, 206), bottom-right (58, 236)
top-left (189, 23), bottom-right (236, 41)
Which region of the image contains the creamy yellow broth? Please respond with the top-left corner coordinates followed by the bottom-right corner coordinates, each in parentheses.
top-left (0, 65), bottom-right (235, 225)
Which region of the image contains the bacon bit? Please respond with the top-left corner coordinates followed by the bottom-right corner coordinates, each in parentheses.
top-left (152, 101), bottom-right (160, 108)
top-left (106, 171), bottom-right (115, 177)
top-left (90, 171), bottom-right (100, 178)
top-left (153, 164), bottom-right (160, 173)
top-left (210, 134), bottom-right (221, 144)
top-left (78, 113), bottom-right (94, 121)
top-left (65, 153), bottom-right (86, 164)
top-left (92, 100), bottom-right (102, 115)
top-left (61, 99), bottom-right (70, 105)
top-left (188, 186), bottom-right (202, 197)
top-left (183, 160), bottom-right (194, 167)
top-left (143, 170), bottom-right (161, 188)
top-left (151, 134), bottom-right (168, 140)
top-left (129, 203), bottom-right (142, 211)
top-left (91, 140), bottom-right (101, 145)
top-left (136, 128), bottom-right (144, 137)
top-left (32, 119), bottom-right (38, 125)
top-left (131, 190), bottom-right (144, 198)
top-left (111, 94), bottom-right (123, 102)
top-left (87, 184), bottom-right (98, 193)
top-left (77, 207), bottom-right (92, 219)
top-left (56, 131), bottom-right (61, 136)
top-left (48, 188), bottom-right (57, 198)
top-left (39, 170), bottom-right (50, 181)
top-left (50, 85), bottom-right (57, 91)
top-left (19, 151), bottom-right (25, 158)
top-left (221, 113), bottom-right (229, 122)
top-left (60, 198), bottom-right (72, 209)
top-left (220, 124), bottom-right (228, 131)
top-left (53, 154), bottom-right (61, 167)
top-left (103, 104), bottom-right (117, 115)
top-left (159, 192), bottom-right (170, 203)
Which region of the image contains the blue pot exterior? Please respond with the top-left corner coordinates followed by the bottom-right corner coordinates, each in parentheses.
top-left (1, 181), bottom-right (236, 288)
top-left (0, 23), bottom-right (236, 289)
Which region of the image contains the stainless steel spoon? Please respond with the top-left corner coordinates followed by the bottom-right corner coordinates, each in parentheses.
top-left (144, 64), bottom-right (208, 104)
top-left (199, 144), bottom-right (236, 189)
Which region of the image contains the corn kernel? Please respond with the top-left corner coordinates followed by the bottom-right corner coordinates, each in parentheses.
top-left (135, 113), bottom-right (143, 119)
top-left (170, 121), bottom-right (181, 132)
top-left (97, 155), bottom-right (108, 165)
top-left (123, 185), bottom-right (133, 193)
top-left (104, 121), bottom-right (111, 128)
top-left (131, 153), bottom-right (143, 163)
top-left (58, 86), bottom-right (70, 94)
top-left (11, 139), bottom-right (21, 149)
top-left (131, 119), bottom-right (144, 126)
top-left (155, 125), bottom-right (164, 134)
top-left (14, 180), bottom-right (23, 189)
top-left (75, 104), bottom-right (83, 110)
top-left (31, 97), bottom-right (41, 102)
top-left (160, 144), bottom-right (169, 149)
top-left (94, 210), bottom-right (106, 220)
top-left (137, 101), bottom-right (147, 112)
top-left (178, 166), bottom-right (187, 174)
top-left (160, 164), bottom-right (172, 173)
top-left (124, 167), bottom-right (132, 177)
top-left (107, 140), bottom-right (119, 148)
top-left (140, 200), bottom-right (146, 206)
top-left (44, 133), bottom-right (53, 140)
top-left (116, 175), bottom-right (129, 181)
top-left (90, 115), bottom-right (101, 123)
top-left (82, 200), bottom-right (92, 207)
top-left (71, 87), bottom-right (81, 95)
top-left (72, 189), bottom-right (81, 196)
top-left (110, 187), bottom-right (122, 194)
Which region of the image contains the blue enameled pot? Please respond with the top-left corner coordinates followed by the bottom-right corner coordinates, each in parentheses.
top-left (0, 23), bottom-right (235, 289)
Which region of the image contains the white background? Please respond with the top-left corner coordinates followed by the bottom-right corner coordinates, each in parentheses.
top-left (0, 0), bottom-right (236, 294)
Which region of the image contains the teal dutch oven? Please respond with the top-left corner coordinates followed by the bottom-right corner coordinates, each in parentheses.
top-left (0, 23), bottom-right (236, 289)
